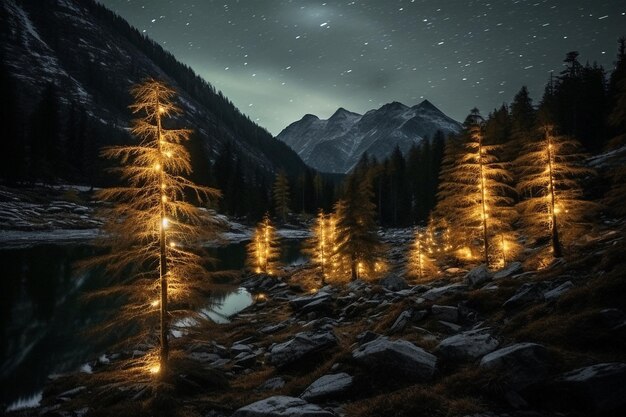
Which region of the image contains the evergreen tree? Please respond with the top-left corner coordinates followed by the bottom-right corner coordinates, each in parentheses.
top-left (273, 170), bottom-right (291, 223)
top-left (0, 57), bottom-right (24, 183)
top-left (29, 83), bottom-right (61, 182)
top-left (89, 79), bottom-right (220, 380)
top-left (247, 214), bottom-right (280, 274)
top-left (334, 174), bottom-right (383, 281)
top-left (435, 110), bottom-right (516, 266)
top-left (408, 229), bottom-right (438, 281)
top-left (304, 209), bottom-right (338, 285)
top-left (516, 125), bottom-right (596, 257)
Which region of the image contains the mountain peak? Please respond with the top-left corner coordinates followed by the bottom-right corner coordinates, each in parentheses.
top-left (301, 113), bottom-right (320, 121)
top-left (329, 107), bottom-right (361, 119)
top-left (380, 101), bottom-right (409, 112)
top-left (414, 99), bottom-right (442, 114)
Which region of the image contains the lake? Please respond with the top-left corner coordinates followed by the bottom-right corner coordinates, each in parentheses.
top-left (0, 238), bottom-right (305, 409)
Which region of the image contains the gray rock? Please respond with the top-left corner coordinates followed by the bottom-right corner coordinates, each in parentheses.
top-left (480, 343), bottom-right (550, 389)
top-left (270, 331), bottom-right (337, 367)
top-left (503, 282), bottom-right (547, 309)
top-left (493, 262), bottom-right (523, 280)
top-left (346, 279), bottom-right (367, 292)
top-left (431, 305), bottom-right (459, 323)
top-left (543, 281), bottom-right (573, 301)
top-left (232, 396), bottom-right (335, 417)
top-left (260, 323), bottom-right (288, 334)
top-left (300, 373), bottom-right (353, 401)
top-left (234, 352), bottom-right (260, 368)
top-left (258, 377), bottom-right (286, 391)
top-left (290, 292), bottom-right (332, 311)
top-left (437, 329), bottom-right (499, 361)
top-left (379, 274), bottom-right (408, 291)
top-left (422, 283), bottom-right (467, 301)
top-left (551, 362), bottom-right (626, 414)
top-left (356, 330), bottom-right (381, 344)
top-left (464, 265), bottom-right (492, 287)
top-left (232, 344), bottom-right (254, 356)
top-left (389, 310), bottom-right (412, 334)
top-left (352, 337), bottom-right (437, 381)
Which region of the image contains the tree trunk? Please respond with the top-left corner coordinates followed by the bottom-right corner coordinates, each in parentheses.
top-left (156, 94), bottom-right (169, 375)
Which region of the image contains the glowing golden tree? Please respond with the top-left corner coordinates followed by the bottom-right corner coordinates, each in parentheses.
top-left (92, 79), bottom-right (220, 379)
top-left (247, 214), bottom-right (280, 274)
top-left (436, 121), bottom-right (516, 267)
top-left (304, 209), bottom-right (333, 284)
top-left (409, 230), bottom-right (438, 281)
top-left (516, 125), bottom-right (596, 257)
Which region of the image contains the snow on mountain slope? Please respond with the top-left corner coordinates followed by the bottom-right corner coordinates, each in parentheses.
top-left (276, 100), bottom-right (462, 173)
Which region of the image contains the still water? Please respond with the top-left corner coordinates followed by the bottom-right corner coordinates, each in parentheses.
top-left (0, 239), bottom-right (305, 408)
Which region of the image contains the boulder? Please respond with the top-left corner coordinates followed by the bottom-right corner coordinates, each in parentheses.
top-left (352, 337), bottom-right (437, 381)
top-left (232, 396), bottom-right (335, 417)
top-left (270, 331), bottom-right (337, 367)
top-left (431, 305), bottom-right (459, 323)
top-left (258, 377), bottom-right (286, 391)
top-left (300, 373), bottom-right (353, 401)
top-left (356, 330), bottom-right (381, 344)
top-left (290, 292), bottom-right (332, 311)
top-left (389, 310), bottom-right (413, 334)
top-left (550, 362), bottom-right (626, 414)
top-left (422, 283), bottom-right (467, 301)
top-left (480, 343), bottom-right (550, 389)
top-left (379, 274), bottom-right (408, 291)
top-left (503, 282), bottom-right (547, 309)
top-left (437, 329), bottom-right (499, 361)
top-left (543, 281), bottom-right (573, 302)
top-left (493, 262), bottom-right (523, 280)
top-left (464, 265), bottom-right (492, 287)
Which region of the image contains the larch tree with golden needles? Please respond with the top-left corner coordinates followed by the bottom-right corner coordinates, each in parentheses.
top-left (516, 125), bottom-right (596, 257)
top-left (436, 110), bottom-right (516, 267)
top-left (247, 214), bottom-right (280, 274)
top-left (334, 175), bottom-right (384, 281)
top-left (409, 230), bottom-right (438, 281)
top-left (305, 209), bottom-right (338, 285)
top-left (91, 79), bottom-right (220, 380)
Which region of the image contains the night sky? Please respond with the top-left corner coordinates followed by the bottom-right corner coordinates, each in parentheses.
top-left (98, 0), bottom-right (625, 135)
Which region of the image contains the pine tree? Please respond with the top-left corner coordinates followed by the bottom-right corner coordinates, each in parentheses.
top-left (89, 79), bottom-right (220, 380)
top-left (408, 229), bottom-right (438, 281)
top-left (273, 170), bottom-right (291, 223)
top-left (516, 125), bottom-right (596, 257)
top-left (334, 175), bottom-right (384, 280)
top-left (247, 214), bottom-right (280, 274)
top-left (304, 209), bottom-right (338, 285)
top-left (435, 110), bottom-right (516, 267)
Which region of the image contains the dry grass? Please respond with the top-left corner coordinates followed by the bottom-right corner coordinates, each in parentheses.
top-left (344, 383), bottom-right (484, 417)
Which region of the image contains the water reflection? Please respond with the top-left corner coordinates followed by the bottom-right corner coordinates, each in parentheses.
top-left (0, 238), bottom-right (305, 407)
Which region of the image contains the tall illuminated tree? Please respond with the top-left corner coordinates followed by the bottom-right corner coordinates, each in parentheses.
top-left (436, 113), bottom-right (516, 266)
top-left (516, 125), bottom-right (596, 257)
top-left (247, 214), bottom-right (280, 274)
top-left (306, 209), bottom-right (338, 285)
top-left (409, 230), bottom-right (438, 281)
top-left (334, 175), bottom-right (384, 281)
top-left (92, 79), bottom-right (220, 379)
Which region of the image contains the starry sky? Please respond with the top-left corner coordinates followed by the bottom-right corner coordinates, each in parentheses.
top-left (98, 0), bottom-right (625, 135)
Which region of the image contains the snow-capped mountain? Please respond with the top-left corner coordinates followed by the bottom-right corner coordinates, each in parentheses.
top-left (277, 100), bottom-right (462, 173)
top-left (0, 0), bottom-right (307, 178)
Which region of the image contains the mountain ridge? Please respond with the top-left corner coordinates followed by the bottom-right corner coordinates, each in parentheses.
top-left (276, 99), bottom-right (462, 174)
top-left (0, 0), bottom-right (309, 183)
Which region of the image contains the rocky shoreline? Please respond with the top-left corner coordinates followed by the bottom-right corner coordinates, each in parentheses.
top-left (11, 226), bottom-right (626, 417)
